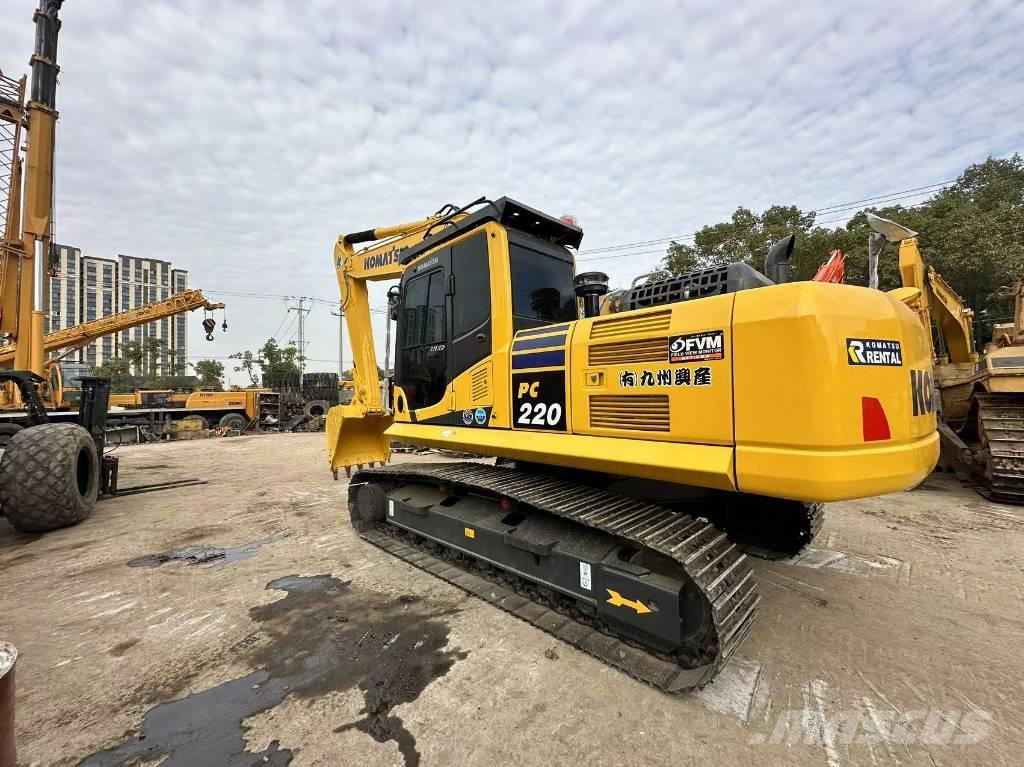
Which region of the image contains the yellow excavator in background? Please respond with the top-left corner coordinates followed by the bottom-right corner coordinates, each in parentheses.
top-left (326, 196), bottom-right (938, 691)
top-left (869, 213), bottom-right (1024, 501)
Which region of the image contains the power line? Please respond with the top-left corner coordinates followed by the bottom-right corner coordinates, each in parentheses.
top-left (269, 305), bottom-right (291, 340)
top-left (203, 288), bottom-right (388, 314)
top-left (812, 180), bottom-right (951, 214)
top-left (576, 192), bottom-right (942, 264)
top-left (275, 310), bottom-right (299, 342)
top-left (186, 354), bottom-right (342, 364)
top-left (575, 179), bottom-right (955, 259)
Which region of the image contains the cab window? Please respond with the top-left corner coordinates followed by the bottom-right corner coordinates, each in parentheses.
top-left (397, 270), bottom-right (447, 410)
top-left (509, 243), bottom-right (577, 331)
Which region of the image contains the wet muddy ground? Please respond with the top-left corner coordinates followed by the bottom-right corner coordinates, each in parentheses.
top-left (79, 574), bottom-right (463, 767)
top-left (1, 434), bottom-right (1023, 766)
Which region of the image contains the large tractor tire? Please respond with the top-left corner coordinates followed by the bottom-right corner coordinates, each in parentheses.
top-left (0, 423), bottom-right (23, 448)
top-left (0, 423), bottom-right (99, 533)
top-left (304, 400), bottom-right (329, 418)
top-left (218, 412), bottom-right (247, 431)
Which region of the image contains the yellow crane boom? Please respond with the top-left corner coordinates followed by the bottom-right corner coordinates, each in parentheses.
top-left (0, 288), bottom-right (224, 365)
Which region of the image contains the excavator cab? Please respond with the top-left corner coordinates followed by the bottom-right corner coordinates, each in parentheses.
top-left (328, 199), bottom-right (582, 475)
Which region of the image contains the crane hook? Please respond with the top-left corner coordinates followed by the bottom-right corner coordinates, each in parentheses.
top-left (202, 316), bottom-right (216, 341)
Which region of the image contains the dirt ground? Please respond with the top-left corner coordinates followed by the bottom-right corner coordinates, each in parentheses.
top-left (1, 433), bottom-right (1022, 767)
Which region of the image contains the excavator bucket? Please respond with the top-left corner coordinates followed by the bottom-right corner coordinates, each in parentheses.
top-left (326, 405), bottom-right (392, 477)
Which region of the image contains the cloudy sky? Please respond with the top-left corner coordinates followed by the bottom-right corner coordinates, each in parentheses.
top-left (1, 0), bottom-right (1021, 384)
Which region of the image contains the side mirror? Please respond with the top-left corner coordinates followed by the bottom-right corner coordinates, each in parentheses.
top-left (764, 235), bottom-right (796, 284)
top-left (387, 285), bottom-right (401, 322)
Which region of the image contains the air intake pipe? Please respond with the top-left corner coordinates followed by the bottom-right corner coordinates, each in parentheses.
top-left (763, 235), bottom-right (795, 285)
top-left (574, 272), bottom-right (609, 318)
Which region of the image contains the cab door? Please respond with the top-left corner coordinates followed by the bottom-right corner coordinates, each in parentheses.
top-left (394, 230), bottom-right (495, 424)
top-left (448, 232), bottom-right (492, 382)
top-left (394, 252), bottom-right (451, 415)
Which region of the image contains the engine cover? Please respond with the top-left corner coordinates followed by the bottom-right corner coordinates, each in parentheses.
top-left (622, 262), bottom-right (772, 312)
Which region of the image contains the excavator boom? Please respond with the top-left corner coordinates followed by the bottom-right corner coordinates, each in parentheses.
top-left (894, 237), bottom-right (977, 364)
top-left (327, 204), bottom-right (472, 474)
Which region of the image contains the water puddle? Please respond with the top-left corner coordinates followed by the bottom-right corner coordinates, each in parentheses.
top-left (79, 574), bottom-right (465, 766)
top-left (126, 533), bottom-right (291, 568)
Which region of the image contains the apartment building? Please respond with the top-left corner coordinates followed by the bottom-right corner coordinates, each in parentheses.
top-left (47, 245), bottom-right (190, 373)
top-left (48, 243), bottom-right (82, 338)
top-left (82, 254), bottom-right (117, 367)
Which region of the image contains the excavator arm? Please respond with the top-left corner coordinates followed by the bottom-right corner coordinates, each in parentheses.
top-left (897, 238), bottom-right (977, 364)
top-left (327, 207), bottom-right (469, 476)
top-left (0, 288), bottom-right (224, 366)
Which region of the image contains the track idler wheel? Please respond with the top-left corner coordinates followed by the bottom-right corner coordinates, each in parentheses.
top-left (351, 483), bottom-right (388, 531)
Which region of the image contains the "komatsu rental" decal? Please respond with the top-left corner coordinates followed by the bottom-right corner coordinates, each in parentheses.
top-left (847, 338), bottom-right (903, 366)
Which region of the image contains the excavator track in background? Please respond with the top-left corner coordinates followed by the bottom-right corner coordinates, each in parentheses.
top-left (973, 393), bottom-right (1024, 502)
top-left (937, 393), bottom-right (1024, 503)
top-left (349, 462), bottom-right (760, 693)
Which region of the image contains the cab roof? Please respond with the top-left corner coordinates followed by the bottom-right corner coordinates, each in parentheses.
top-left (399, 197), bottom-right (583, 266)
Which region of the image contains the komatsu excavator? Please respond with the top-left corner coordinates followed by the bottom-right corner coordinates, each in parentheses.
top-left (869, 213), bottom-right (1024, 502)
top-left (327, 197), bottom-right (938, 690)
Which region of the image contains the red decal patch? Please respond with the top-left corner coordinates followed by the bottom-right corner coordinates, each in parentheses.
top-left (861, 396), bottom-right (891, 442)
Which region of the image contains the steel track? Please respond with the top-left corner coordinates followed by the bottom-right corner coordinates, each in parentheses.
top-left (350, 462), bottom-right (760, 692)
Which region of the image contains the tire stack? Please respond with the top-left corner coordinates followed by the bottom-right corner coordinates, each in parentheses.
top-left (301, 372), bottom-right (340, 406)
top-left (262, 372), bottom-right (302, 401)
top-left (301, 372), bottom-right (339, 419)
top-left (263, 373), bottom-right (303, 419)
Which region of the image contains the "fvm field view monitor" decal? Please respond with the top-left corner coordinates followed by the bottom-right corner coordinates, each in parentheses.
top-left (668, 330), bottom-right (725, 363)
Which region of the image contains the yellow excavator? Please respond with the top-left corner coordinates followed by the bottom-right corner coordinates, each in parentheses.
top-left (325, 197), bottom-right (938, 691)
top-left (869, 213), bottom-right (1024, 501)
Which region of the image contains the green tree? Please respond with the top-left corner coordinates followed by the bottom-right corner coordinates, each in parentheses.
top-left (190, 359), bottom-right (225, 390)
top-left (230, 338), bottom-right (304, 385)
top-left (665, 205), bottom-right (817, 275)
top-left (141, 337), bottom-right (167, 386)
top-left (91, 357), bottom-right (134, 393)
top-left (121, 339), bottom-right (144, 377)
top-left (661, 155), bottom-right (1024, 344)
top-left (104, 337), bottom-right (181, 389)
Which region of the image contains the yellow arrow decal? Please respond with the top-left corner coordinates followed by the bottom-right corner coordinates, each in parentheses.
top-left (605, 589), bottom-right (651, 615)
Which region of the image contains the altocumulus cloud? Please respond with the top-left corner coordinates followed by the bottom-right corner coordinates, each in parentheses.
top-left (0, 0), bottom-right (1020, 380)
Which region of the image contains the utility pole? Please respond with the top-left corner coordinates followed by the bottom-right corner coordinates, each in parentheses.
top-left (382, 312), bottom-right (391, 409)
top-left (330, 304), bottom-right (344, 377)
top-left (287, 297), bottom-right (311, 374)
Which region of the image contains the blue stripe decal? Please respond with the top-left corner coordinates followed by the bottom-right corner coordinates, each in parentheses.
top-left (512, 334), bottom-right (567, 352)
top-left (516, 323), bottom-right (570, 338)
top-left (512, 349), bottom-right (565, 369)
